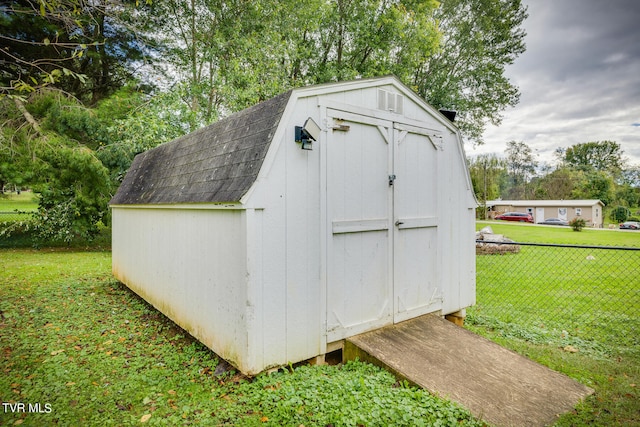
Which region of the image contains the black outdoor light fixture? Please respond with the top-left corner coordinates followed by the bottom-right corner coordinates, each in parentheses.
top-left (295, 117), bottom-right (321, 150)
top-left (439, 109), bottom-right (457, 122)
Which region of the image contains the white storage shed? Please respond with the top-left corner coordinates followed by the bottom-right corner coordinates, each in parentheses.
top-left (110, 76), bottom-right (477, 375)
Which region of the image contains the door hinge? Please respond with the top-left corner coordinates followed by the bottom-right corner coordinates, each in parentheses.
top-left (388, 174), bottom-right (396, 186)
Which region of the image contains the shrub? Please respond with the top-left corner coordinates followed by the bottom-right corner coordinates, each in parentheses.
top-left (568, 217), bottom-right (586, 232)
top-left (610, 206), bottom-right (630, 223)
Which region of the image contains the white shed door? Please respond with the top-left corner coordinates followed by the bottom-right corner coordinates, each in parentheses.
top-left (326, 112), bottom-right (393, 341)
top-left (393, 126), bottom-right (442, 323)
top-left (326, 111), bottom-right (442, 341)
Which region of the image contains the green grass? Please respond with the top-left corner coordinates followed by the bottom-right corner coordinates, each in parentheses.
top-left (477, 220), bottom-right (640, 246)
top-left (2, 223), bottom-right (638, 426)
top-left (0, 191), bottom-right (39, 212)
top-left (0, 192), bottom-right (39, 247)
top-left (0, 191), bottom-right (112, 249)
top-left (0, 249), bottom-right (484, 426)
top-left (473, 246), bottom-right (638, 353)
top-left (471, 221), bottom-right (640, 425)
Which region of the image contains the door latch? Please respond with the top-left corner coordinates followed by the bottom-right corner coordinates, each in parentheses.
top-left (395, 220), bottom-right (404, 226)
top-left (388, 174), bottom-right (396, 186)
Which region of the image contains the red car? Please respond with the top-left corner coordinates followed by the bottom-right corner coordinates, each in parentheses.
top-left (495, 212), bottom-right (534, 223)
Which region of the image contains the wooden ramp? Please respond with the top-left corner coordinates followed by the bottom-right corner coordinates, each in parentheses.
top-left (344, 314), bottom-right (593, 427)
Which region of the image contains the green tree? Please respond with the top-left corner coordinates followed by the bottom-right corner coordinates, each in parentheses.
top-left (33, 145), bottom-right (111, 243)
top-left (152, 0), bottom-right (442, 125)
top-left (532, 166), bottom-right (581, 200)
top-left (412, 0), bottom-right (527, 142)
top-left (563, 141), bottom-right (626, 175)
top-left (572, 170), bottom-right (615, 205)
top-left (615, 165), bottom-right (640, 207)
top-left (0, 89), bottom-right (114, 242)
top-left (96, 86), bottom-right (192, 182)
top-left (505, 140), bottom-right (537, 199)
top-left (609, 206), bottom-right (630, 223)
top-left (468, 154), bottom-right (507, 218)
top-left (1, 0), bottom-right (154, 101)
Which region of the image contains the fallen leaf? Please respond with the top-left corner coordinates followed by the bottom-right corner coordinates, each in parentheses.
top-left (50, 349), bottom-right (65, 356)
top-left (140, 413), bottom-right (152, 423)
top-left (261, 416), bottom-right (269, 422)
top-left (14, 419), bottom-right (24, 425)
top-left (167, 389), bottom-right (176, 395)
top-left (563, 345), bottom-right (578, 353)
top-left (66, 382), bottom-right (76, 386)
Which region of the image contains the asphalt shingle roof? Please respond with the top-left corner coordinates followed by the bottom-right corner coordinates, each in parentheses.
top-left (110, 90), bottom-right (291, 205)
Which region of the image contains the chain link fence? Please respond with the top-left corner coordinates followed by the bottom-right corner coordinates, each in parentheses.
top-left (0, 211), bottom-right (34, 223)
top-left (469, 241), bottom-right (640, 357)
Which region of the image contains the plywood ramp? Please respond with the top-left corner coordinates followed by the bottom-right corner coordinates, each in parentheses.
top-left (344, 314), bottom-right (593, 427)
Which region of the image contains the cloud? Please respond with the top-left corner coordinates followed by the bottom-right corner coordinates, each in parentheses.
top-left (475, 0), bottom-right (640, 166)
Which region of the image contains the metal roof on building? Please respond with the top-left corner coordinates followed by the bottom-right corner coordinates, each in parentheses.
top-left (486, 199), bottom-right (604, 207)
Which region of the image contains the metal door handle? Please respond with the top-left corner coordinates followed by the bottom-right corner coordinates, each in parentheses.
top-left (395, 220), bottom-right (404, 226)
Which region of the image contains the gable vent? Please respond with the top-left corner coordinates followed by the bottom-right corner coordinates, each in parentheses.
top-left (377, 89), bottom-right (404, 114)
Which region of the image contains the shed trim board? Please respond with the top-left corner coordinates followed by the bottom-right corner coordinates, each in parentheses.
top-left (111, 76), bottom-right (477, 374)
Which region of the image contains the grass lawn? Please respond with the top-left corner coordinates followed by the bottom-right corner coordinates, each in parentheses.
top-left (0, 249), bottom-right (484, 426)
top-left (1, 222), bottom-right (638, 425)
top-left (471, 220), bottom-right (640, 426)
top-left (0, 192), bottom-right (112, 249)
top-left (477, 220), bottom-right (640, 246)
top-left (0, 191), bottom-right (39, 212)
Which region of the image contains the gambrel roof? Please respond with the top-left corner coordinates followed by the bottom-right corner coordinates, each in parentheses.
top-left (110, 90), bottom-right (292, 205)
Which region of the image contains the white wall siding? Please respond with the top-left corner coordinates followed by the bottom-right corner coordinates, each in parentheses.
top-left (112, 207), bottom-right (249, 369)
top-left (438, 132), bottom-right (477, 314)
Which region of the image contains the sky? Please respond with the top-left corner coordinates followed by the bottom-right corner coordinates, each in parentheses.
top-left (470, 0), bottom-right (640, 167)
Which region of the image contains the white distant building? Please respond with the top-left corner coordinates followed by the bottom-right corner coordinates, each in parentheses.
top-left (486, 199), bottom-right (605, 227)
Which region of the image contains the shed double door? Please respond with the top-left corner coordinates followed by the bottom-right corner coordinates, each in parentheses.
top-left (326, 110), bottom-right (441, 342)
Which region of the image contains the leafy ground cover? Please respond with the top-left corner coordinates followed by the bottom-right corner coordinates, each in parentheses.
top-left (472, 221), bottom-right (640, 425)
top-left (0, 249), bottom-right (484, 426)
